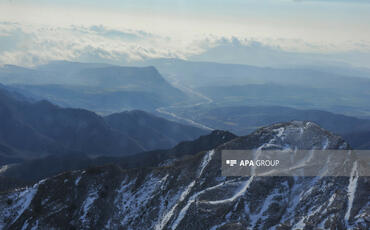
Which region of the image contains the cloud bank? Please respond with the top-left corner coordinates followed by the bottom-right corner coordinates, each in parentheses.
top-left (0, 22), bottom-right (369, 68)
top-left (0, 22), bottom-right (205, 66)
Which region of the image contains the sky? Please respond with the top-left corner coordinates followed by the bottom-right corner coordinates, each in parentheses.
top-left (0, 0), bottom-right (369, 67)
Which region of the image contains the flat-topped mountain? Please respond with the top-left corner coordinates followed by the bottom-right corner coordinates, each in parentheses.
top-left (0, 62), bottom-right (188, 113)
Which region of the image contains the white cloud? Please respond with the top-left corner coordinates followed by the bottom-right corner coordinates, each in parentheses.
top-left (0, 22), bottom-right (205, 66)
top-left (0, 22), bottom-right (369, 68)
top-left (190, 37), bottom-right (370, 68)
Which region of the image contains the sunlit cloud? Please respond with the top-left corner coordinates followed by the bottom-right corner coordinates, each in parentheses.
top-left (0, 22), bottom-right (205, 66)
top-left (0, 21), bottom-right (369, 68)
top-left (0, 0), bottom-right (369, 67)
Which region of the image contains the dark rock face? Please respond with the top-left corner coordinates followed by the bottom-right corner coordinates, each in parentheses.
top-left (0, 130), bottom-right (234, 191)
top-left (0, 121), bottom-right (368, 230)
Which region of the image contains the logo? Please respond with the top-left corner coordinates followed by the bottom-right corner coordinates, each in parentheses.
top-left (226, 160), bottom-right (237, 166)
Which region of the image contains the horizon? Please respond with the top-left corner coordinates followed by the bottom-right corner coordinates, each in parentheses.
top-left (0, 0), bottom-right (369, 68)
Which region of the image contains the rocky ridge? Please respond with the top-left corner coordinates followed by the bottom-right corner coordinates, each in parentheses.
top-left (0, 121), bottom-right (368, 230)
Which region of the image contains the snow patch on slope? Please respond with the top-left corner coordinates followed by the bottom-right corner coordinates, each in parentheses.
top-left (158, 150), bottom-right (216, 230)
top-left (156, 181), bottom-right (196, 230)
top-left (0, 183), bottom-right (39, 229)
top-left (207, 176), bottom-right (254, 205)
top-left (345, 161), bottom-right (359, 226)
top-left (80, 187), bottom-right (99, 224)
top-left (198, 150), bottom-right (215, 177)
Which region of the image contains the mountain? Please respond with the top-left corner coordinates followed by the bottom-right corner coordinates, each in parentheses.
top-left (104, 110), bottom-right (208, 150)
top-left (11, 84), bottom-right (171, 113)
top-left (167, 104), bottom-right (370, 148)
top-left (196, 83), bottom-right (370, 117)
top-left (0, 90), bottom-right (144, 158)
top-left (0, 65), bottom-right (46, 85)
top-left (0, 87), bottom-right (66, 159)
top-left (95, 129), bottom-right (236, 171)
top-left (0, 61), bottom-right (188, 113)
top-left (138, 59), bottom-right (370, 117)
top-left (142, 58), bottom-right (370, 89)
top-left (0, 130), bottom-right (235, 191)
top-left (0, 121), bottom-right (367, 229)
top-left (36, 60), bottom-right (112, 75)
top-left (343, 131), bottom-right (370, 149)
top-left (0, 86), bottom-right (207, 163)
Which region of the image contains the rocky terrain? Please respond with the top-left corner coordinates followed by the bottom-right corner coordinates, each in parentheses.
top-left (0, 130), bottom-right (235, 191)
top-left (165, 104), bottom-right (370, 149)
top-left (0, 121), bottom-right (368, 229)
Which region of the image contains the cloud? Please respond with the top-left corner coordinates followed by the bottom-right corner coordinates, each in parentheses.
top-left (86, 25), bottom-right (150, 41)
top-left (0, 22), bottom-right (203, 66)
top-left (190, 37), bottom-right (370, 68)
top-left (0, 22), bottom-right (369, 68)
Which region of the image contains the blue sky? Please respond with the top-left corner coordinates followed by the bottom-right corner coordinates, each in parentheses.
top-left (0, 0), bottom-right (369, 67)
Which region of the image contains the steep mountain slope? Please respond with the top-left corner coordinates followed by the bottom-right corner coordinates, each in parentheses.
top-left (0, 121), bottom-right (367, 229)
top-left (0, 88), bottom-right (66, 159)
top-left (101, 130), bottom-right (237, 170)
top-left (0, 130), bottom-right (234, 191)
top-left (104, 110), bottom-right (208, 150)
top-left (76, 66), bottom-right (169, 89)
top-left (0, 86), bottom-right (206, 162)
top-left (0, 89), bottom-right (144, 158)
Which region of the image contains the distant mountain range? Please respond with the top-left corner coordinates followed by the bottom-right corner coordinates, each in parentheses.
top-left (143, 58), bottom-right (370, 90)
top-left (2, 60), bottom-right (370, 151)
top-left (3, 60), bottom-right (370, 118)
top-left (197, 83), bottom-right (370, 118)
top-left (167, 104), bottom-right (370, 149)
top-left (0, 85), bottom-right (207, 166)
top-left (140, 58), bottom-right (370, 118)
top-left (0, 121), bottom-right (367, 229)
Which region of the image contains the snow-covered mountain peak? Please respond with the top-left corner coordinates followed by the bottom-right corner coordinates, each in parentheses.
top-left (216, 121), bottom-right (349, 154)
top-left (0, 122), bottom-right (367, 230)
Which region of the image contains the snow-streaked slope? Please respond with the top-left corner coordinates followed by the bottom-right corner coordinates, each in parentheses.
top-left (0, 121), bottom-right (368, 230)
